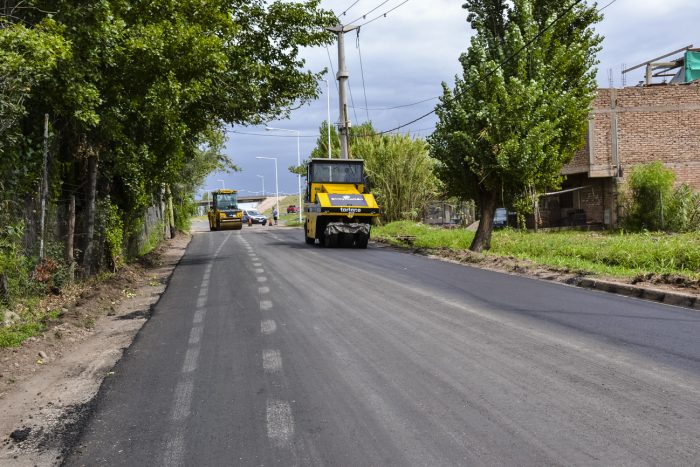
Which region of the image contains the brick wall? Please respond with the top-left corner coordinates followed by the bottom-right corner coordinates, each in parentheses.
top-left (563, 84), bottom-right (700, 190)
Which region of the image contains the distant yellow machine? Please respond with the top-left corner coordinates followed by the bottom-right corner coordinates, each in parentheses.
top-left (304, 159), bottom-right (380, 248)
top-left (208, 189), bottom-right (243, 231)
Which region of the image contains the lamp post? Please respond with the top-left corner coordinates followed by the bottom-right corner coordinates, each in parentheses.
top-left (256, 175), bottom-right (265, 197)
top-left (266, 126), bottom-right (303, 223)
top-left (256, 157), bottom-right (279, 223)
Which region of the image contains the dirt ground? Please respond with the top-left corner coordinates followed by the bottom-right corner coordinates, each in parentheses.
top-left (0, 233), bottom-right (190, 466)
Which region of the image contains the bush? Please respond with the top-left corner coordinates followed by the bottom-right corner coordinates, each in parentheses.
top-left (623, 162), bottom-right (675, 231)
top-left (667, 184), bottom-right (700, 232)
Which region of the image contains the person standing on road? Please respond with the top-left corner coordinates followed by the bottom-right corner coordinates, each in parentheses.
top-left (272, 207), bottom-right (279, 226)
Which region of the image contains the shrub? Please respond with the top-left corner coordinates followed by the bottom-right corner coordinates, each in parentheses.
top-left (667, 184), bottom-right (700, 232)
top-left (623, 162), bottom-right (675, 231)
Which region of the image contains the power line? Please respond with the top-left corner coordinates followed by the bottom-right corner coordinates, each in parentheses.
top-left (349, 95), bottom-right (438, 111)
top-left (347, 0), bottom-right (390, 25)
top-left (228, 130), bottom-right (317, 139)
top-left (377, 0), bottom-right (611, 135)
top-left (359, 0), bottom-right (410, 27)
top-left (339, 0), bottom-right (361, 17)
top-left (347, 78), bottom-right (361, 125)
top-left (356, 29), bottom-right (371, 122)
top-left (325, 46), bottom-right (339, 93)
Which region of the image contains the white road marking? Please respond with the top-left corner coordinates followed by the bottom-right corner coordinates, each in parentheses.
top-left (257, 276), bottom-right (268, 283)
top-left (193, 309), bottom-right (206, 324)
top-left (253, 263), bottom-right (263, 267)
top-left (262, 349), bottom-right (282, 372)
top-left (260, 300), bottom-right (273, 311)
top-left (198, 287), bottom-right (208, 298)
top-left (261, 320), bottom-right (277, 335)
top-left (161, 430), bottom-right (185, 467)
top-left (259, 286), bottom-right (270, 294)
top-left (188, 326), bottom-right (203, 345)
top-left (266, 399), bottom-right (295, 447)
top-left (182, 347), bottom-right (200, 373)
top-left (255, 268), bottom-right (264, 274)
top-left (196, 296), bottom-right (207, 308)
top-left (171, 380), bottom-right (193, 421)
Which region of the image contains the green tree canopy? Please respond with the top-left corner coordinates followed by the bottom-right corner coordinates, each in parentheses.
top-left (429, 0), bottom-right (602, 251)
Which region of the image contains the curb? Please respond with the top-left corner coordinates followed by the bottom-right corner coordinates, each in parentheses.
top-left (574, 277), bottom-right (700, 310)
top-left (375, 239), bottom-right (700, 312)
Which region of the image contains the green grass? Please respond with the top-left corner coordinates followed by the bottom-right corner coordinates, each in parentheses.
top-left (0, 306), bottom-right (62, 348)
top-left (374, 221), bottom-right (700, 279)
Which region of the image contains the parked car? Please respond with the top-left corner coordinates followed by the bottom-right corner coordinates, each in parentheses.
top-left (493, 208), bottom-right (508, 229)
top-left (242, 209), bottom-right (267, 225)
top-left (286, 205), bottom-right (299, 214)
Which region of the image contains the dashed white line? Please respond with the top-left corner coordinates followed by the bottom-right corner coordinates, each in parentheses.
top-left (257, 276), bottom-right (268, 283)
top-left (262, 349), bottom-right (282, 372)
top-left (198, 288), bottom-right (208, 298)
top-left (193, 309), bottom-right (206, 324)
top-left (182, 347), bottom-right (200, 373)
top-left (261, 320), bottom-right (277, 335)
top-left (266, 399), bottom-right (295, 447)
top-left (171, 380), bottom-right (194, 421)
top-left (260, 300), bottom-right (273, 311)
top-left (188, 326), bottom-right (203, 345)
top-left (254, 268), bottom-right (265, 274)
top-left (253, 263), bottom-right (263, 267)
top-left (196, 296), bottom-right (207, 308)
top-left (259, 286), bottom-right (270, 294)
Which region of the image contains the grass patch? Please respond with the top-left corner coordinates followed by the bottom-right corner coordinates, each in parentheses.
top-left (374, 221), bottom-right (700, 279)
top-left (0, 321), bottom-right (46, 348)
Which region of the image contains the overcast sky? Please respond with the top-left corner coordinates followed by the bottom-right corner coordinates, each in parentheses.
top-left (204, 0), bottom-right (699, 198)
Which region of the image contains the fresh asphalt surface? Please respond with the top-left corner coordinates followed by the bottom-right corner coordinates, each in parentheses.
top-left (65, 223), bottom-right (700, 466)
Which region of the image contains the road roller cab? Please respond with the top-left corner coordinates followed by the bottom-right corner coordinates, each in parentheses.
top-left (208, 189), bottom-right (243, 231)
top-left (304, 159), bottom-right (380, 248)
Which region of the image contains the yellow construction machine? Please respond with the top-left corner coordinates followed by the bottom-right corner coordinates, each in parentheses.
top-left (304, 159), bottom-right (380, 248)
top-left (208, 189), bottom-right (243, 231)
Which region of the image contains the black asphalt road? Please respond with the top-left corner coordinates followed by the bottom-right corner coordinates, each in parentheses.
top-left (65, 224), bottom-right (700, 466)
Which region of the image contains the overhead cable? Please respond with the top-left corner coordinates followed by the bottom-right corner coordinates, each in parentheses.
top-left (376, 0), bottom-right (613, 135)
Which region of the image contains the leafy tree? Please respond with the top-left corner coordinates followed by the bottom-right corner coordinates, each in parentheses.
top-left (3, 0), bottom-right (336, 273)
top-left (353, 133), bottom-right (441, 222)
top-left (429, 0), bottom-right (602, 251)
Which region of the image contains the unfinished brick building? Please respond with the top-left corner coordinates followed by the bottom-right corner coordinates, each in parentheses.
top-left (540, 81), bottom-right (700, 228)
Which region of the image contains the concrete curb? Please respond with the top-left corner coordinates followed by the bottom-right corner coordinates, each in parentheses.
top-left (574, 277), bottom-right (700, 310)
top-left (374, 239), bottom-right (700, 312)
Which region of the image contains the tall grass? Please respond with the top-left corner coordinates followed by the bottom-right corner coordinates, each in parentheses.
top-left (374, 221), bottom-right (700, 279)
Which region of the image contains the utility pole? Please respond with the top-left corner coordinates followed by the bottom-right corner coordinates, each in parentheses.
top-left (39, 113), bottom-right (49, 259)
top-left (328, 24), bottom-right (359, 159)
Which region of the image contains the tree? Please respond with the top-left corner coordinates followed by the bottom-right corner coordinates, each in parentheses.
top-left (429, 0), bottom-right (602, 251)
top-left (354, 133), bottom-right (441, 222)
top-left (3, 0), bottom-right (336, 273)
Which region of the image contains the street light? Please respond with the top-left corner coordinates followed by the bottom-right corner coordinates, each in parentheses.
top-left (256, 157), bottom-right (279, 223)
top-left (266, 126), bottom-right (303, 223)
top-left (217, 179), bottom-right (225, 189)
top-left (324, 78), bottom-right (331, 159)
top-left (256, 174), bottom-right (265, 197)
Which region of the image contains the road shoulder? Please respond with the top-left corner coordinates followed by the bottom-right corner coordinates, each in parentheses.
top-left (0, 234), bottom-right (190, 466)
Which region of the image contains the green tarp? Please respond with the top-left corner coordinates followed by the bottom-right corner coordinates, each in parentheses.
top-left (685, 51), bottom-right (700, 83)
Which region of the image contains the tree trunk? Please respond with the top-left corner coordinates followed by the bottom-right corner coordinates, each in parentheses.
top-left (66, 195), bottom-right (75, 262)
top-left (470, 188), bottom-right (498, 252)
top-left (82, 155), bottom-right (98, 277)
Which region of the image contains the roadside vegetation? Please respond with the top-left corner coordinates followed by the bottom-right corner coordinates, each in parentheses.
top-left (375, 222), bottom-right (700, 280)
top-left (0, 1), bottom-right (336, 347)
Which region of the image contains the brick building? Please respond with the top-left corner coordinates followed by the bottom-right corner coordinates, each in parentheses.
top-left (541, 83), bottom-right (700, 228)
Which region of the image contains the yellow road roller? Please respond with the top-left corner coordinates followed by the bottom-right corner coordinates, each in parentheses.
top-left (208, 189), bottom-right (243, 231)
top-left (304, 159), bottom-right (380, 248)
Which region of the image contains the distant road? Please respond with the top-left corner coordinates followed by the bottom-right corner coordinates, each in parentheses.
top-left (66, 223), bottom-right (700, 466)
